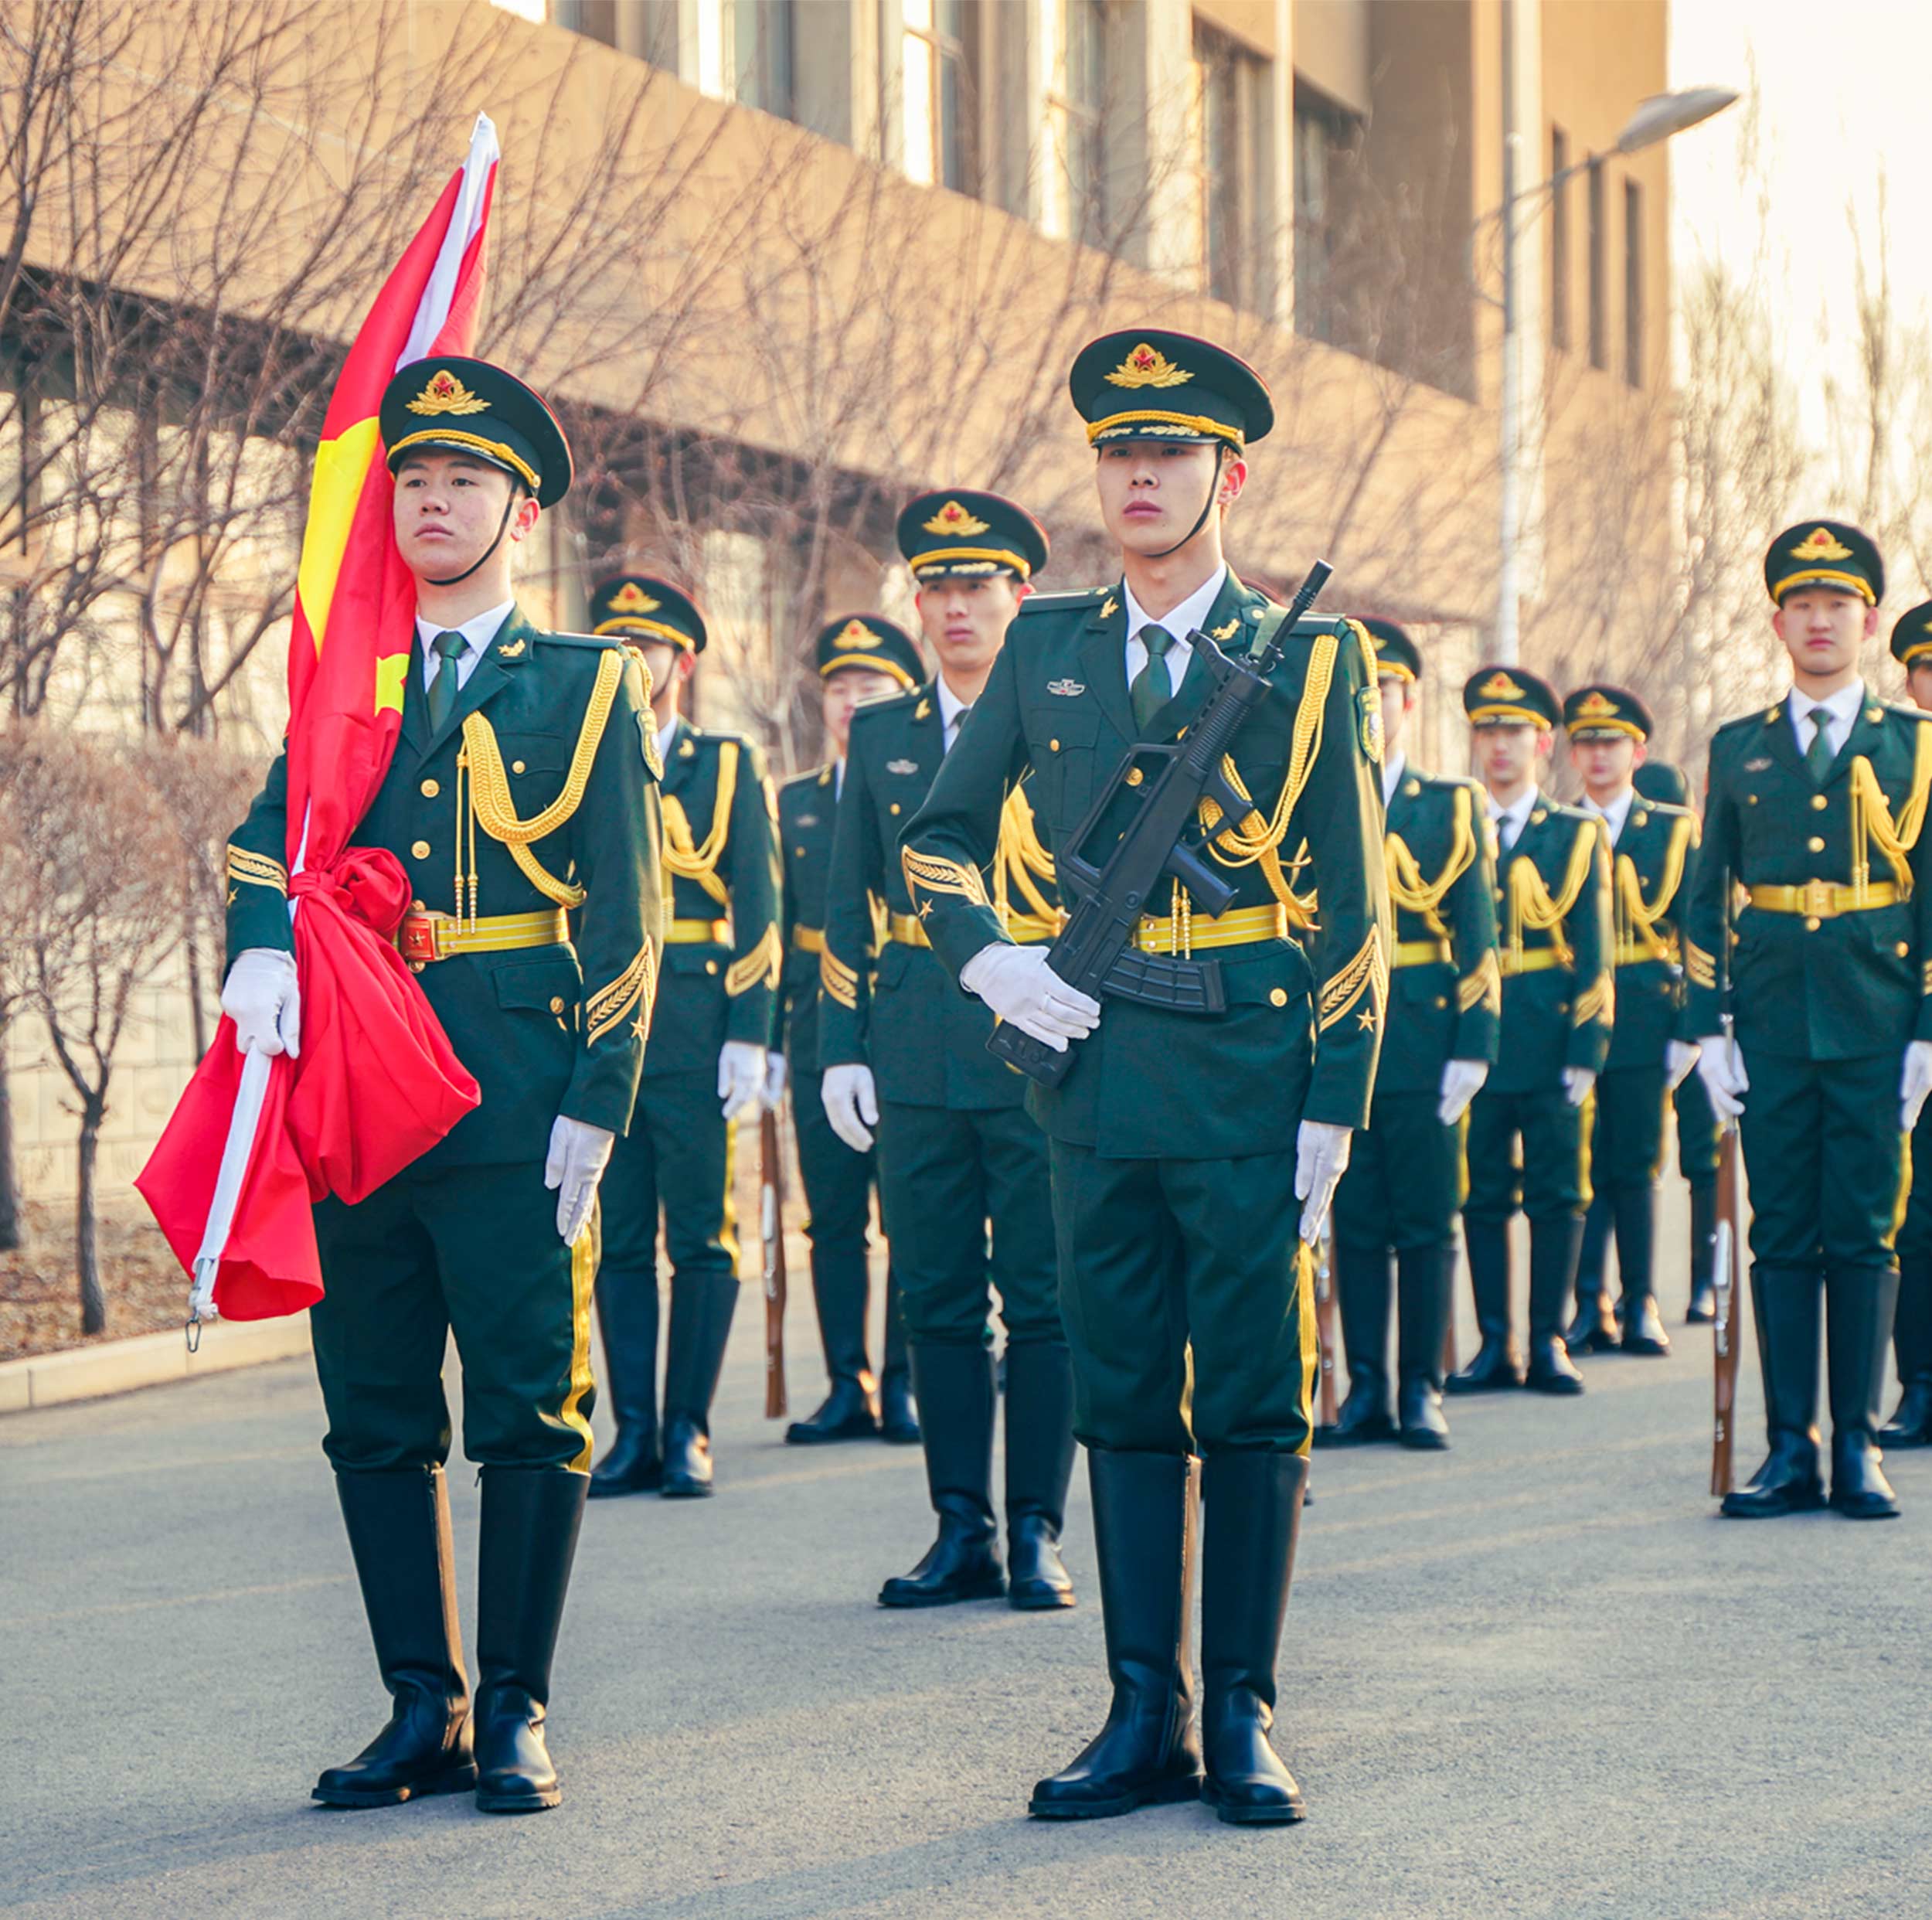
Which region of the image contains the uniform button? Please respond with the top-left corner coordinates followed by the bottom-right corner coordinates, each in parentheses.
top-left (889, 802), bottom-right (900, 815)
top-left (1899, 942), bottom-right (1912, 958)
top-left (420, 778), bottom-right (440, 798)
top-left (794, 846), bottom-right (805, 858)
top-left (1126, 767), bottom-right (1144, 786)
top-left (549, 996), bottom-right (566, 1014)
top-left (1435, 996), bottom-right (1448, 1009)
top-left (512, 760), bottom-right (527, 774)
top-left (1804, 916), bottom-right (1821, 931)
top-left (1049, 739), bottom-right (1061, 753)
top-left (410, 839), bottom-right (431, 860)
top-left (1747, 794), bottom-right (1758, 805)
top-left (1811, 794), bottom-right (1828, 811)
top-left (1808, 836), bottom-right (1825, 852)
top-left (1268, 988), bottom-right (1287, 1007)
top-left (705, 959), bottom-right (719, 975)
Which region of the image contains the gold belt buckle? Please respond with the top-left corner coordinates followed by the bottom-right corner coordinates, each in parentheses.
top-left (1804, 878), bottom-right (1834, 918)
top-left (398, 908), bottom-right (450, 966)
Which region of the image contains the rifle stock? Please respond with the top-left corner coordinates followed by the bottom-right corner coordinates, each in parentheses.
top-left (1313, 1227), bottom-right (1338, 1429)
top-left (1710, 863), bottom-right (1743, 1496)
top-left (761, 1106), bottom-right (787, 1420)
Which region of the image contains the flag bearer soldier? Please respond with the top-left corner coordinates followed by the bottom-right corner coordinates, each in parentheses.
top-left (903, 331), bottom-right (1388, 1823)
top-left (773, 613), bottom-right (924, 1445)
top-left (1560, 687), bottom-right (1702, 1360)
top-left (1689, 523), bottom-right (1932, 1520)
top-left (819, 489), bottom-right (1079, 1612)
top-left (584, 574), bottom-right (781, 1500)
top-left (1877, 599), bottom-right (1932, 1447)
top-left (1316, 619), bottom-right (1498, 1451)
top-left (223, 359), bottom-right (662, 1812)
top-left (1449, 666), bottom-right (1614, 1397)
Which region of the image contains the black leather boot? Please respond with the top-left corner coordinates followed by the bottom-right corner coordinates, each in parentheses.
top-left (1396, 1241), bottom-right (1452, 1449)
top-left (1448, 1216), bottom-right (1523, 1391)
top-left (879, 1270), bottom-right (920, 1443)
top-left (1615, 1186), bottom-right (1670, 1355)
top-left (313, 1467), bottom-right (474, 1807)
top-left (1566, 1193), bottom-right (1620, 1352)
top-left (1315, 1240), bottom-right (1396, 1445)
top-left (787, 1246), bottom-right (879, 1443)
top-left (1879, 1256), bottom-right (1932, 1446)
top-left (1525, 1215), bottom-right (1585, 1394)
top-left (1199, 1450), bottom-right (1309, 1825)
top-left (588, 1274), bottom-right (661, 1498)
top-left (472, 1466), bottom-right (587, 1813)
top-left (661, 1273), bottom-right (740, 1497)
top-left (1723, 1265), bottom-right (1825, 1517)
top-left (1004, 1340), bottom-right (1077, 1609)
top-left (1685, 1181), bottom-right (1719, 1322)
top-left (1827, 1265), bottom-right (1901, 1519)
top-left (879, 1344), bottom-right (1006, 1606)
top-left (785, 1377), bottom-right (879, 1445)
top-left (1029, 1450), bottom-right (1202, 1819)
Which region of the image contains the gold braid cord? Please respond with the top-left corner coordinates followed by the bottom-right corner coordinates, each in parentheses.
top-left (1685, 939), bottom-right (1718, 990)
top-left (1318, 929), bottom-right (1389, 1035)
top-left (1613, 813), bottom-right (1694, 961)
top-left (226, 846), bottom-right (288, 894)
top-left (819, 945), bottom-right (859, 1010)
top-left (1572, 971), bottom-right (1615, 1030)
top-left (660, 740), bottom-right (740, 908)
top-left (587, 941), bottom-right (658, 1048)
top-left (902, 845), bottom-right (992, 910)
top-left (1505, 817), bottom-right (1599, 967)
top-left (994, 784), bottom-right (1060, 930)
top-left (1849, 725), bottom-right (1932, 900)
top-left (461, 647), bottom-right (625, 910)
top-left (726, 923), bottom-right (782, 998)
top-left (1458, 948), bottom-right (1502, 1016)
top-left (1385, 785), bottom-right (1477, 937)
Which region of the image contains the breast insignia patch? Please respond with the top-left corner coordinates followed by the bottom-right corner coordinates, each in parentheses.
top-left (886, 758), bottom-right (920, 776)
top-left (1046, 679), bottom-right (1085, 697)
top-left (1743, 757), bottom-right (1772, 771)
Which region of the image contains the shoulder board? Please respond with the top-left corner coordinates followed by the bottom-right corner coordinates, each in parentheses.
top-left (1715, 707), bottom-right (1777, 739)
top-left (1881, 699), bottom-right (1932, 724)
top-left (1636, 798), bottom-right (1694, 822)
top-left (849, 686), bottom-right (923, 724)
top-left (1015, 587), bottom-right (1108, 617)
top-left (778, 765), bottom-right (827, 798)
top-left (692, 725), bottom-right (753, 751)
top-left (539, 629), bottom-right (626, 652)
top-left (1417, 772), bottom-right (1481, 798)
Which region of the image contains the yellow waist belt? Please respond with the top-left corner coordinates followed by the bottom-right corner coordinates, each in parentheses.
top-left (1498, 948), bottom-right (1564, 978)
top-left (399, 907), bottom-right (570, 967)
top-left (1394, 938), bottom-right (1452, 968)
top-left (1615, 938), bottom-right (1680, 968)
top-left (1131, 901), bottom-right (1288, 955)
top-left (668, 917), bottom-right (730, 944)
top-left (791, 924), bottom-right (826, 954)
top-left (887, 911), bottom-right (1059, 948)
top-left (1005, 911), bottom-right (1064, 945)
top-left (1747, 880), bottom-right (1901, 918)
top-left (886, 912), bottom-right (931, 948)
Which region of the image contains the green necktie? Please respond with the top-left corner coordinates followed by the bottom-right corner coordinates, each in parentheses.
top-left (1131, 625), bottom-right (1175, 731)
top-left (1804, 704), bottom-right (1835, 784)
top-left (425, 629), bottom-right (468, 733)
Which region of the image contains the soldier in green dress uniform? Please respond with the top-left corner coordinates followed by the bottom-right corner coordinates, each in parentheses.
top-left (1876, 599), bottom-right (1932, 1446)
top-left (1560, 687), bottom-right (1702, 1360)
top-left (818, 489), bottom-right (1078, 1612)
top-left (1689, 521), bottom-right (1932, 1520)
top-left (1317, 619), bottom-right (1499, 1451)
top-left (584, 576), bottom-right (782, 1500)
top-left (1449, 666), bottom-right (1614, 1397)
top-left (774, 614), bottom-right (924, 1445)
top-left (903, 330), bottom-right (1388, 1824)
top-left (223, 359), bottom-right (662, 1813)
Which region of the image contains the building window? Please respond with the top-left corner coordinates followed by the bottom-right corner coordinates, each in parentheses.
top-left (731, 0), bottom-right (794, 117)
top-left (903, 0), bottom-right (980, 194)
top-left (1041, 0), bottom-right (1107, 243)
top-left (1549, 125), bottom-right (1570, 351)
top-left (1623, 178), bottom-right (1643, 387)
top-left (1292, 83), bottom-right (1362, 343)
top-left (1587, 157), bottom-right (1606, 372)
top-left (1192, 21), bottom-right (1268, 312)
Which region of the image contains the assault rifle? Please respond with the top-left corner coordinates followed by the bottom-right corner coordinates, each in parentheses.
top-left (988, 560), bottom-right (1335, 1088)
top-left (761, 1105), bottom-right (788, 1421)
top-left (1710, 864), bottom-right (1743, 1496)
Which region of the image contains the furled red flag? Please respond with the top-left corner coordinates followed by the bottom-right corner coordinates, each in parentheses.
top-left (138, 117), bottom-right (505, 1319)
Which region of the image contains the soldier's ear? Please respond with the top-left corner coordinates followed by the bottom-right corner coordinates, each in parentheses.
top-left (1864, 605), bottom-right (1882, 640)
top-left (509, 490), bottom-right (542, 543)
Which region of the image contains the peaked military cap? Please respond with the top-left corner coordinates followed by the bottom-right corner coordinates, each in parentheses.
top-left (1632, 759), bottom-right (1690, 808)
top-left (590, 575), bottom-right (706, 653)
top-left (1360, 617), bottom-right (1420, 683)
top-left (896, 489), bottom-right (1049, 583)
top-left (1068, 329), bottom-right (1274, 451)
top-left (1891, 599), bottom-right (1932, 669)
top-left (1764, 519), bottom-right (1883, 606)
top-left (1464, 664), bottom-right (1560, 730)
top-left (380, 357), bottom-right (572, 508)
top-left (1563, 683), bottom-right (1652, 740)
top-left (813, 612), bottom-right (923, 692)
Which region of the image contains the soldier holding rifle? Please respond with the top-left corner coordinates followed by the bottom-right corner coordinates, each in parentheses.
top-left (903, 330), bottom-right (1388, 1825)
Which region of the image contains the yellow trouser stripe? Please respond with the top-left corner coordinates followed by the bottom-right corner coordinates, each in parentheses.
top-left (560, 1204), bottom-right (597, 1473)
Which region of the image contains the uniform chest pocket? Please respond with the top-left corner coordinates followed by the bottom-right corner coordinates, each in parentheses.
top-left (1026, 707), bottom-right (1107, 829)
top-left (493, 952), bottom-right (583, 1031)
top-left (487, 732), bottom-right (573, 819)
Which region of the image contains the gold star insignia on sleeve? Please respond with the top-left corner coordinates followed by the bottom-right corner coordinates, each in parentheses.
top-left (1357, 1005), bottom-right (1378, 1031)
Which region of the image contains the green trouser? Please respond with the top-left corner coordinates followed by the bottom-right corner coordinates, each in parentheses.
top-left (1048, 1139), bottom-right (1315, 1455)
top-left (1591, 1067), bottom-right (1669, 1194)
top-left (875, 1098), bottom-right (1058, 1347)
top-left (1464, 1086), bottom-right (1590, 1223)
top-left (1673, 1065), bottom-right (1721, 1186)
top-left (1333, 1091), bottom-right (1466, 1253)
top-left (311, 1159), bottom-right (596, 1472)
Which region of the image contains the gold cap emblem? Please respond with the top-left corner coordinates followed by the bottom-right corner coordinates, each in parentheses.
top-left (406, 368), bottom-right (490, 417)
top-left (832, 619), bottom-right (880, 651)
top-left (923, 500), bottom-right (989, 537)
top-left (608, 581), bottom-right (659, 614)
top-left (1790, 526), bottom-right (1854, 563)
top-left (1479, 671), bottom-right (1526, 701)
top-left (1105, 342), bottom-right (1190, 390)
top-left (1575, 690), bottom-right (1619, 719)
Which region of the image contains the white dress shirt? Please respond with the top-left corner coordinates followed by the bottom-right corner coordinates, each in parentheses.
top-left (1581, 787), bottom-right (1635, 845)
top-left (1123, 565), bottom-right (1229, 702)
top-left (1382, 751), bottom-right (1408, 809)
top-left (1786, 678), bottom-right (1865, 759)
top-left (937, 673), bottom-right (975, 753)
top-left (417, 599), bottom-right (515, 694)
top-left (657, 713), bottom-right (681, 762)
top-left (1488, 785), bottom-right (1539, 853)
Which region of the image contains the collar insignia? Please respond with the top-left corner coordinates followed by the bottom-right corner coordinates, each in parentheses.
top-left (1105, 342), bottom-right (1191, 390)
top-left (495, 638), bottom-right (526, 659)
top-left (913, 696), bottom-right (932, 720)
top-left (406, 368), bottom-right (490, 417)
top-left (1099, 596), bottom-right (1118, 621)
top-left (922, 500), bottom-right (989, 537)
top-left (609, 581), bottom-right (659, 614)
top-left (1479, 671), bottom-right (1525, 700)
top-left (1790, 526), bottom-right (1854, 563)
top-left (832, 618), bottom-right (880, 650)
top-left (679, 737), bottom-right (696, 757)
top-left (886, 757), bottom-right (920, 776)
top-left (1210, 619), bottom-right (1240, 642)
top-left (1046, 678), bottom-right (1085, 697)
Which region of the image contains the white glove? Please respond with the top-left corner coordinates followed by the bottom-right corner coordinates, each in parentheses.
top-left (718, 1040), bottom-right (767, 1122)
top-left (960, 942), bottom-right (1100, 1051)
top-left (1665, 1039), bottom-right (1701, 1093)
top-left (1294, 1120), bottom-right (1352, 1244)
top-left (1562, 1065), bottom-right (1597, 1108)
top-left (1696, 1034), bottom-right (1747, 1119)
top-left (1901, 1040), bottom-right (1932, 1131)
top-left (763, 1050), bottom-right (788, 1110)
top-left (221, 948), bottom-right (301, 1059)
top-left (544, 1115), bottom-right (614, 1245)
top-left (1437, 1058), bottom-right (1488, 1126)
top-left (822, 1062), bottom-right (879, 1153)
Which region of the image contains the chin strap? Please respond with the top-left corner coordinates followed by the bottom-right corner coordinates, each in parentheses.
top-left (425, 488), bottom-right (522, 588)
top-left (1147, 444), bottom-right (1228, 561)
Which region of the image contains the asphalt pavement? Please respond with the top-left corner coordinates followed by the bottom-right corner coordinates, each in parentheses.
top-left (5, 1193), bottom-right (1932, 1920)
